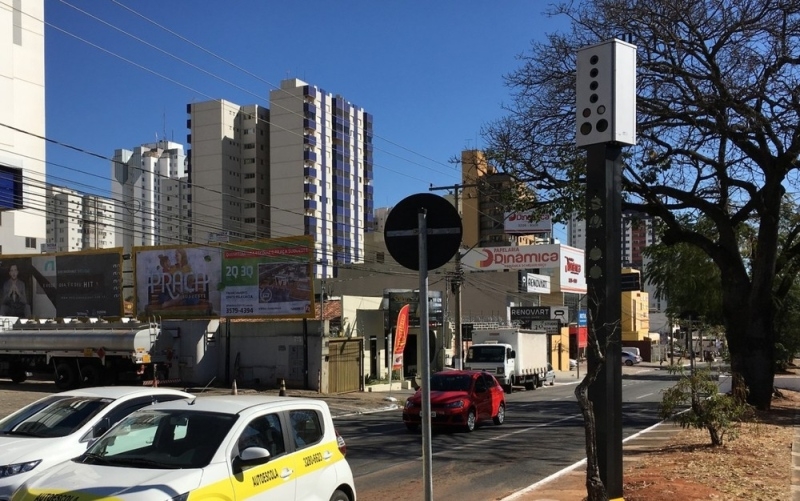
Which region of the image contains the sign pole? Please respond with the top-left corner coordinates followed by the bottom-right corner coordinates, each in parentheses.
top-left (418, 209), bottom-right (433, 501)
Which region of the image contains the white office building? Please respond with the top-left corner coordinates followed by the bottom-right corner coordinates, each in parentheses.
top-left (0, 0), bottom-right (46, 255)
top-left (111, 140), bottom-right (188, 251)
top-left (186, 100), bottom-right (270, 244)
top-left (269, 78), bottom-right (374, 279)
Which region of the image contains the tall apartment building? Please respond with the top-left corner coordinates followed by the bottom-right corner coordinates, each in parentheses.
top-left (186, 100), bottom-right (270, 243)
top-left (0, 0), bottom-right (46, 255)
top-left (111, 140), bottom-right (188, 251)
top-left (46, 186), bottom-right (116, 252)
top-left (460, 150), bottom-right (539, 248)
top-left (568, 209), bottom-right (656, 269)
top-left (270, 78), bottom-right (374, 279)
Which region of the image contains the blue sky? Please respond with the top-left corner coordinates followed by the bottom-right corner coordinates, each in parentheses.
top-left (43, 1), bottom-right (568, 237)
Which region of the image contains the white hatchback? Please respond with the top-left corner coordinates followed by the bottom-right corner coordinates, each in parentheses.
top-left (11, 395), bottom-right (356, 501)
top-left (0, 386), bottom-right (193, 501)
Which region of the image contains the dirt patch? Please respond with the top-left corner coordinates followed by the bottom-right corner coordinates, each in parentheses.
top-left (621, 386), bottom-right (800, 501)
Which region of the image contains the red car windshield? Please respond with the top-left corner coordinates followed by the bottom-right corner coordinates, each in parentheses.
top-left (430, 374), bottom-right (472, 392)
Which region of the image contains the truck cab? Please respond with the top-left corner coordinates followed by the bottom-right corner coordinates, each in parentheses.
top-left (464, 343), bottom-right (516, 392)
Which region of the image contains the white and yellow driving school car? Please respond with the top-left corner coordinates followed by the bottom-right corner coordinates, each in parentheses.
top-left (11, 395), bottom-right (356, 501)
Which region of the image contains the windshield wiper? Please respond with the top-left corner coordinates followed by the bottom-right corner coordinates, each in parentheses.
top-left (3, 430), bottom-right (41, 437)
top-left (78, 453), bottom-right (111, 465)
top-left (103, 457), bottom-right (166, 469)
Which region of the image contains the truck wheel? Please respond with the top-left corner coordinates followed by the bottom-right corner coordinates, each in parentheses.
top-left (504, 383), bottom-right (513, 394)
top-left (493, 402), bottom-right (505, 425)
top-left (81, 365), bottom-right (104, 387)
top-left (10, 365), bottom-right (27, 383)
top-left (55, 363), bottom-right (77, 390)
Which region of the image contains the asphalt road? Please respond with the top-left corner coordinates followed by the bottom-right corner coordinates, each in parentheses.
top-left (336, 367), bottom-right (677, 501)
top-left (0, 367), bottom-right (678, 501)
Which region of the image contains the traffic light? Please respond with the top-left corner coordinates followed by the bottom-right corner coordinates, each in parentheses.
top-left (576, 39), bottom-right (637, 148)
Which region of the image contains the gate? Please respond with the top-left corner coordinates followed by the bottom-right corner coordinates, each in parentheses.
top-left (328, 338), bottom-right (362, 394)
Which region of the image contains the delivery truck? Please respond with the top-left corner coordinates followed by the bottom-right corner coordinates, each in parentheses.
top-left (464, 328), bottom-right (552, 393)
top-left (0, 316), bottom-right (180, 389)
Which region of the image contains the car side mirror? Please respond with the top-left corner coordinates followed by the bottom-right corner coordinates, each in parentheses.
top-left (509, 350), bottom-right (516, 359)
top-left (233, 446), bottom-right (271, 474)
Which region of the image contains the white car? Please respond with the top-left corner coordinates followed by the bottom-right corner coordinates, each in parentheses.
top-left (0, 386), bottom-right (192, 500)
top-left (11, 395), bottom-right (356, 501)
top-left (621, 351), bottom-right (643, 366)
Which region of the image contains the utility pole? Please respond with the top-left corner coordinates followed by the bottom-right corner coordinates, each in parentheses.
top-left (429, 183), bottom-right (475, 369)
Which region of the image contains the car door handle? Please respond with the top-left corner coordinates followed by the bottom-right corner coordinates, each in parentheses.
top-left (322, 451), bottom-right (332, 461)
top-left (280, 468), bottom-right (293, 479)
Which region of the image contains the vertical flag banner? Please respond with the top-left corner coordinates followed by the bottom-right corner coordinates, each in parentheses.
top-left (393, 304), bottom-right (410, 370)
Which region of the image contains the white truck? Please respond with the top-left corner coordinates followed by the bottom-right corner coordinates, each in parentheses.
top-left (0, 316), bottom-right (180, 389)
top-left (464, 328), bottom-right (551, 393)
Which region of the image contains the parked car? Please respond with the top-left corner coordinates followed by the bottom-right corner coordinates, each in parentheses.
top-left (403, 370), bottom-right (506, 432)
top-left (621, 351), bottom-right (643, 366)
top-left (0, 386), bottom-right (193, 500)
top-left (569, 359), bottom-right (578, 370)
top-left (543, 363), bottom-right (556, 386)
top-left (11, 395), bottom-right (356, 501)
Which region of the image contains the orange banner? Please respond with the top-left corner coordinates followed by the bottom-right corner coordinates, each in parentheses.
top-left (393, 304), bottom-right (410, 370)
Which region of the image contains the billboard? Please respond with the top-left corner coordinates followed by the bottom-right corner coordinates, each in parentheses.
top-left (0, 249), bottom-right (123, 318)
top-left (220, 236), bottom-right (314, 318)
top-left (385, 289), bottom-right (444, 329)
top-left (135, 245), bottom-right (222, 318)
top-left (134, 236), bottom-right (314, 319)
top-left (520, 272), bottom-right (551, 294)
top-left (504, 210), bottom-right (553, 234)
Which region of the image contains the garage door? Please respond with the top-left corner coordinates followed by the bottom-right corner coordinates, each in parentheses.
top-left (328, 338), bottom-right (362, 394)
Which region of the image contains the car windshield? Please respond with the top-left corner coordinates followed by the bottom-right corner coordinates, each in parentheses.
top-left (0, 396), bottom-right (111, 438)
top-left (466, 345), bottom-right (505, 363)
top-left (80, 409), bottom-right (238, 469)
top-left (429, 374), bottom-right (472, 392)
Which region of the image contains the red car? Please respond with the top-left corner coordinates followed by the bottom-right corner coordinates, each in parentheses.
top-left (403, 370), bottom-right (506, 432)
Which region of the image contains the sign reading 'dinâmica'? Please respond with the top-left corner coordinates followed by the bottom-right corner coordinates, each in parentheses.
top-left (463, 244), bottom-right (562, 271)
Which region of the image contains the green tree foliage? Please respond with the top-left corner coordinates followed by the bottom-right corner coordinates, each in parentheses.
top-left (482, 0), bottom-right (800, 409)
top-left (643, 222), bottom-right (724, 326)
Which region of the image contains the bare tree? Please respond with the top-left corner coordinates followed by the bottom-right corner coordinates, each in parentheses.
top-left (484, 0), bottom-right (800, 409)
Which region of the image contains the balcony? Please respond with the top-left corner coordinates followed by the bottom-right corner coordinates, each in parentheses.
top-left (303, 118), bottom-right (317, 130)
top-left (303, 150), bottom-right (317, 163)
top-left (304, 102), bottom-right (317, 116)
top-left (304, 134), bottom-right (317, 147)
top-left (303, 167), bottom-right (317, 178)
top-left (304, 199), bottom-right (318, 210)
top-left (303, 85), bottom-right (317, 100)
top-left (304, 183), bottom-right (318, 194)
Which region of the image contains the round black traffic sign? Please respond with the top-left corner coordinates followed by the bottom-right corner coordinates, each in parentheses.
top-left (384, 193), bottom-right (462, 271)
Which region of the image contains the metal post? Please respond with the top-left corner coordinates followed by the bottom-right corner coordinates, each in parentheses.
top-left (586, 143), bottom-right (623, 498)
top-left (418, 209), bottom-right (433, 501)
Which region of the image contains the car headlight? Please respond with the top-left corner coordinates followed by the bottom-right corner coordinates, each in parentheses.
top-left (444, 400), bottom-right (465, 409)
top-left (405, 400), bottom-right (415, 409)
top-left (0, 460), bottom-right (41, 478)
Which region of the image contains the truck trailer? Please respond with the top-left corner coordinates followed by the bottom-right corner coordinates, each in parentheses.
top-left (464, 328), bottom-right (551, 393)
top-left (0, 316), bottom-right (180, 389)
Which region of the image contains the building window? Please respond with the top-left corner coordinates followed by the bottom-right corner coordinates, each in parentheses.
top-left (244, 188), bottom-right (255, 194)
top-left (25, 237), bottom-right (36, 249)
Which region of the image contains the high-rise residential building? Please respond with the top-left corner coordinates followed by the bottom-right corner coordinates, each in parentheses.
top-left (186, 100), bottom-right (270, 243)
top-left (269, 78), bottom-right (374, 279)
top-left (568, 209), bottom-right (656, 269)
top-left (0, 0), bottom-right (46, 255)
top-left (46, 186), bottom-right (116, 252)
top-left (111, 140), bottom-right (188, 251)
top-left (460, 150), bottom-right (540, 249)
